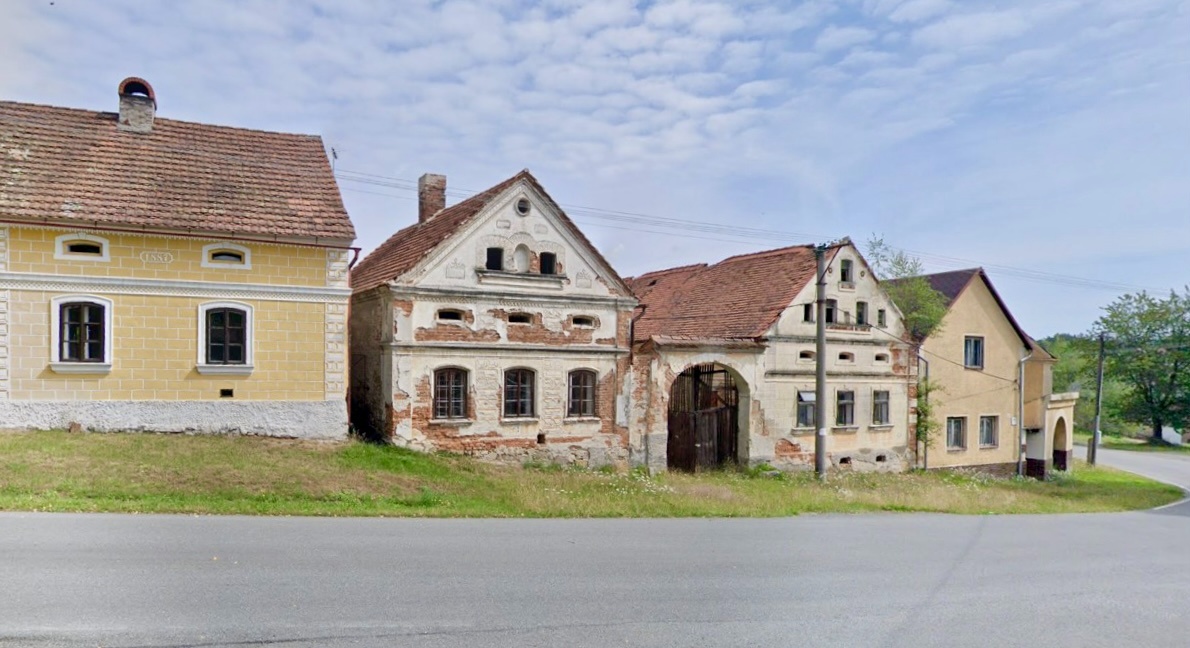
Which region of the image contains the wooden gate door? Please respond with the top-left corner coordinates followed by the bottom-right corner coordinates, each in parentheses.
top-left (667, 364), bottom-right (740, 472)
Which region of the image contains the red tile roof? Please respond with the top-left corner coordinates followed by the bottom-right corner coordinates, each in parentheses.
top-left (0, 100), bottom-right (355, 241)
top-left (350, 170), bottom-right (630, 295)
top-left (627, 245), bottom-right (821, 340)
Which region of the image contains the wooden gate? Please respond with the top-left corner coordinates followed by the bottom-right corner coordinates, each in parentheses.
top-left (667, 364), bottom-right (739, 472)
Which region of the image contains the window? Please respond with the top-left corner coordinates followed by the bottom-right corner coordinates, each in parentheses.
top-left (509, 312), bottom-right (532, 324)
top-left (59, 302), bottom-right (105, 362)
top-left (964, 336), bottom-right (984, 369)
top-left (836, 390), bottom-right (855, 426)
top-left (840, 259), bottom-right (853, 284)
top-left (798, 350), bottom-right (815, 362)
top-left (877, 309), bottom-right (886, 327)
top-left (947, 417), bottom-right (967, 449)
top-left (515, 197), bottom-right (531, 215)
top-left (485, 247), bottom-right (504, 271)
top-left (50, 295), bottom-right (113, 373)
top-left (856, 301), bottom-right (868, 325)
top-left (433, 368), bottom-right (468, 419)
top-left (980, 416), bottom-right (998, 447)
top-left (797, 391), bottom-right (815, 427)
top-left (572, 316), bottom-right (595, 327)
top-left (201, 242), bottom-right (251, 269)
top-left (504, 368), bottom-right (536, 418)
top-left (803, 304), bottom-right (814, 323)
top-left (825, 299), bottom-right (837, 324)
top-left (874, 353), bottom-right (889, 363)
top-left (197, 302), bottom-right (253, 374)
top-left (838, 352), bottom-right (854, 363)
top-left (567, 370), bottom-right (597, 417)
top-left (54, 233), bottom-right (110, 262)
top-left (540, 252), bottom-right (557, 275)
top-left (872, 390), bottom-right (890, 425)
top-left (437, 309), bottom-right (464, 321)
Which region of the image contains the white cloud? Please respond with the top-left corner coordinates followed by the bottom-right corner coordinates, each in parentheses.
top-left (815, 25), bottom-right (877, 52)
top-left (912, 9), bottom-right (1030, 49)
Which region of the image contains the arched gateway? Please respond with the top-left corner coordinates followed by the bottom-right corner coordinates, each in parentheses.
top-left (667, 363), bottom-right (742, 472)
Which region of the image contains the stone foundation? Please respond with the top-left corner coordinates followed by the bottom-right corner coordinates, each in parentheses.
top-left (0, 400), bottom-right (348, 439)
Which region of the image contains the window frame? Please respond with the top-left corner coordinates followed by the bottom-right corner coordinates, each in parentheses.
top-left (540, 252), bottom-right (558, 275)
top-left (803, 303), bottom-right (814, 323)
top-left (964, 336), bottom-right (985, 369)
top-left (54, 233), bottom-right (110, 263)
top-left (877, 309), bottom-right (886, 327)
top-left (485, 247), bottom-right (504, 271)
top-left (503, 368), bottom-right (537, 419)
top-left (825, 299), bottom-right (837, 324)
top-left (839, 259), bottom-right (854, 284)
top-left (946, 417), bottom-right (967, 450)
top-left (566, 369), bottom-right (598, 418)
top-left (433, 367), bottom-right (469, 420)
top-left (836, 390), bottom-right (855, 427)
top-left (49, 295), bottom-right (113, 374)
top-left (796, 391), bottom-right (816, 428)
top-left (201, 242), bottom-right (252, 270)
top-left (872, 390), bottom-right (890, 425)
top-left (196, 301), bottom-right (254, 375)
top-left (856, 301), bottom-right (868, 325)
top-left (979, 415), bottom-right (999, 448)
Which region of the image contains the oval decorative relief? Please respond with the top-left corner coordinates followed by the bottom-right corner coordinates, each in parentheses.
top-left (140, 251), bottom-right (174, 264)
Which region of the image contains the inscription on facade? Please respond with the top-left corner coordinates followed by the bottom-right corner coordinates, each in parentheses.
top-left (140, 251), bottom-right (174, 264)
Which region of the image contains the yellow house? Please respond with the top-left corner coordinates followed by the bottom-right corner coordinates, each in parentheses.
top-left (0, 77), bottom-right (356, 437)
top-left (903, 269), bottom-right (1077, 477)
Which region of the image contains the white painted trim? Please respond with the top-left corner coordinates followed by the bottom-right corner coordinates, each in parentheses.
top-left (201, 242), bottom-right (252, 270)
top-left (53, 232), bottom-right (111, 262)
top-left (50, 362), bottom-right (112, 375)
top-left (197, 301), bottom-right (254, 371)
top-left (0, 272), bottom-right (350, 303)
top-left (49, 294), bottom-right (114, 367)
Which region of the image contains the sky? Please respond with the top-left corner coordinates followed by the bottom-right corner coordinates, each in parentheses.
top-left (1, 0), bottom-right (1187, 337)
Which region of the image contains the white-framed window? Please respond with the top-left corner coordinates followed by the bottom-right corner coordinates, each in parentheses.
top-left (196, 301), bottom-right (254, 375)
top-left (836, 390), bottom-right (855, 426)
top-left (201, 242), bottom-right (252, 269)
top-left (980, 416), bottom-right (999, 448)
top-left (796, 391), bottom-right (815, 427)
top-left (947, 417), bottom-right (967, 449)
top-left (964, 336), bottom-right (984, 369)
top-left (53, 233), bottom-right (110, 262)
top-left (872, 390), bottom-right (890, 425)
top-left (49, 295), bottom-right (113, 374)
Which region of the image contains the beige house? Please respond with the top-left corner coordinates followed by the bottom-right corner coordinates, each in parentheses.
top-left (902, 269), bottom-right (1076, 477)
top-left (348, 171), bottom-right (637, 467)
top-left (627, 240), bottom-right (917, 472)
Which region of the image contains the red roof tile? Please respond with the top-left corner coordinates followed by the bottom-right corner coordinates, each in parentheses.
top-left (350, 170), bottom-right (630, 295)
top-left (627, 245), bottom-right (820, 340)
top-left (0, 100), bottom-right (354, 241)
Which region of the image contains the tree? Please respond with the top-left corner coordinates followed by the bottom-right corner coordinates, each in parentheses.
top-left (864, 236), bottom-right (948, 342)
top-left (1092, 290), bottom-right (1190, 438)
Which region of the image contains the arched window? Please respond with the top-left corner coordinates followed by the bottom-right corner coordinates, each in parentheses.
top-left (434, 368), bottom-right (468, 419)
top-left (197, 302), bottom-right (253, 374)
top-left (567, 369), bottom-right (597, 418)
top-left (513, 244), bottom-right (530, 273)
top-left (50, 295), bottom-right (113, 374)
top-left (202, 242), bottom-right (251, 269)
top-left (503, 368), bottom-right (536, 418)
top-left (838, 352), bottom-right (855, 363)
top-left (571, 315), bottom-right (596, 327)
top-left (54, 233), bottom-right (110, 262)
top-left (437, 309), bottom-right (465, 322)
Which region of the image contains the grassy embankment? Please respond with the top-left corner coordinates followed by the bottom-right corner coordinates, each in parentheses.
top-left (0, 431), bottom-right (1181, 517)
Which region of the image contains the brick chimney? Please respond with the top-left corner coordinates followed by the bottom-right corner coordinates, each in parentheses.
top-left (418, 173), bottom-right (447, 223)
top-left (117, 77), bottom-right (156, 134)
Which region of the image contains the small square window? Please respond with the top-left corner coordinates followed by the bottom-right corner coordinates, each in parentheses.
top-left (486, 247), bottom-right (504, 271)
top-left (540, 252), bottom-right (557, 275)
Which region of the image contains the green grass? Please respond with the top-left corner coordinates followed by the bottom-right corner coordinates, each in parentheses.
top-left (0, 431), bottom-right (1181, 517)
top-left (1074, 432), bottom-right (1190, 454)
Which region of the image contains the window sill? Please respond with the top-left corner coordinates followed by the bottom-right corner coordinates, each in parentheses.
top-left (947, 447), bottom-right (967, 453)
top-left (502, 417), bottom-right (539, 424)
top-left (429, 418), bottom-right (473, 427)
top-left (964, 365), bottom-right (984, 371)
top-left (832, 426), bottom-right (859, 434)
top-left (564, 416), bottom-right (601, 423)
top-left (870, 424), bottom-right (894, 431)
top-left (49, 362), bottom-right (112, 375)
top-left (791, 427), bottom-right (816, 436)
top-left (196, 364), bottom-right (254, 376)
top-left (979, 444), bottom-right (999, 450)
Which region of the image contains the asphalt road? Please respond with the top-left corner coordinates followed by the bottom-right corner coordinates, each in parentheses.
top-left (1, 451), bottom-right (1188, 648)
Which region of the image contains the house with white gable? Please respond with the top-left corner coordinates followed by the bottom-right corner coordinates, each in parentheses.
top-left (348, 171), bottom-right (638, 467)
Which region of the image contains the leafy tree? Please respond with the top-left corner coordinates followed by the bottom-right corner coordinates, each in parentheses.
top-left (864, 236), bottom-right (949, 342)
top-left (1092, 290), bottom-right (1190, 437)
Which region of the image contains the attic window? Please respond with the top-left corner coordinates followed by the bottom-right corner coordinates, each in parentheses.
top-left (515, 198), bottom-right (531, 215)
top-left (437, 309), bottom-right (464, 322)
top-left (572, 316), bottom-right (595, 327)
top-left (798, 350), bottom-right (815, 361)
top-left (875, 353), bottom-right (890, 363)
top-left (509, 313), bottom-right (532, 324)
top-left (67, 242), bottom-right (103, 255)
top-left (540, 252), bottom-right (557, 275)
top-left (838, 352), bottom-right (855, 363)
top-left (201, 243), bottom-right (251, 269)
top-left (840, 259), bottom-right (854, 284)
top-left (486, 247), bottom-right (504, 271)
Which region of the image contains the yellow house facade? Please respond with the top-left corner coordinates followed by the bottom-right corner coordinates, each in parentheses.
top-left (0, 78), bottom-right (355, 437)
top-left (905, 269), bottom-right (1076, 476)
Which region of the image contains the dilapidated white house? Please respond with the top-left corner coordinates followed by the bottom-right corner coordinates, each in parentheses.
top-left (348, 171), bottom-right (637, 467)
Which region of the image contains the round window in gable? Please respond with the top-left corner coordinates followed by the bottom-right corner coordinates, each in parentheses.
top-left (515, 198), bottom-right (531, 216)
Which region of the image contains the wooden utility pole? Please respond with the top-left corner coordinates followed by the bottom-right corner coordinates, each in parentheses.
top-left (1089, 332), bottom-right (1106, 465)
top-left (814, 245), bottom-right (828, 479)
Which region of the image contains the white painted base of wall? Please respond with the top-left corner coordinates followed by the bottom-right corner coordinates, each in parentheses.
top-left (0, 400), bottom-right (348, 439)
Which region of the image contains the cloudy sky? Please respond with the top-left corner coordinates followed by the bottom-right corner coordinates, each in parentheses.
top-left (2, 0), bottom-right (1187, 336)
